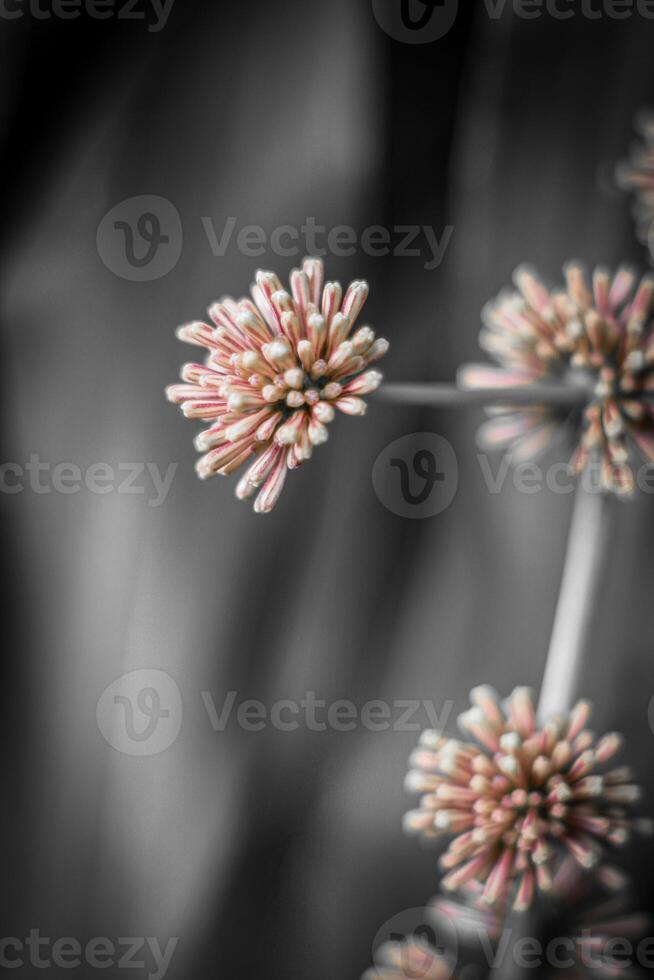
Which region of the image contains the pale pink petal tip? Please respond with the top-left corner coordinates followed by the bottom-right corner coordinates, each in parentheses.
top-left (462, 260), bottom-right (654, 495)
top-left (165, 258), bottom-right (389, 511)
top-left (362, 939), bottom-right (454, 980)
top-left (405, 685), bottom-right (645, 912)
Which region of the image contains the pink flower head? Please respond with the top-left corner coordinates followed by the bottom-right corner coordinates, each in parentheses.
top-left (404, 686), bottom-right (649, 913)
top-left (617, 111), bottom-right (654, 245)
top-left (166, 258), bottom-right (388, 512)
top-left (459, 263), bottom-right (654, 494)
top-left (430, 859), bottom-right (650, 980)
top-left (362, 939), bottom-right (455, 980)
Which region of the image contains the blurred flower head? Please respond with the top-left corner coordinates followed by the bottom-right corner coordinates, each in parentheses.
top-left (459, 263), bottom-right (654, 494)
top-left (429, 858), bottom-right (650, 980)
top-left (362, 938), bottom-right (455, 980)
top-left (404, 686), bottom-right (649, 912)
top-left (617, 111), bottom-right (654, 249)
top-left (166, 257), bottom-right (388, 512)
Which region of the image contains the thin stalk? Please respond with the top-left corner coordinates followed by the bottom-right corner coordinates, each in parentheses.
top-left (376, 382), bottom-right (589, 407)
top-left (499, 488), bottom-right (614, 980)
top-left (537, 485), bottom-right (614, 722)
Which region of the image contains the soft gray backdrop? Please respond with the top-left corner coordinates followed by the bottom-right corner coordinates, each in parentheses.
top-left (1, 2), bottom-right (653, 978)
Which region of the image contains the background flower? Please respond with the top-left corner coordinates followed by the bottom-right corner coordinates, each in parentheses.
top-left (459, 264), bottom-right (654, 494)
top-left (404, 686), bottom-right (648, 912)
top-left (617, 112), bottom-right (654, 250)
top-left (426, 859), bottom-right (650, 980)
top-left (362, 938), bottom-right (455, 980)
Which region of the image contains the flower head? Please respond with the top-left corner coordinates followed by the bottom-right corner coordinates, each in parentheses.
top-left (429, 859), bottom-right (650, 980)
top-left (166, 258), bottom-right (388, 512)
top-left (362, 938), bottom-right (455, 980)
top-left (434, 857), bottom-right (652, 978)
top-left (617, 111), bottom-right (654, 246)
top-left (459, 263), bottom-right (654, 493)
top-left (404, 686), bottom-right (648, 912)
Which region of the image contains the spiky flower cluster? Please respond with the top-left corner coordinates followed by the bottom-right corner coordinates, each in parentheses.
top-left (617, 112), bottom-right (654, 246)
top-left (459, 263), bottom-right (654, 494)
top-left (404, 687), bottom-right (646, 913)
top-left (362, 939), bottom-right (454, 980)
top-left (430, 859), bottom-right (650, 980)
top-left (363, 863), bottom-right (650, 980)
top-left (166, 258), bottom-right (388, 512)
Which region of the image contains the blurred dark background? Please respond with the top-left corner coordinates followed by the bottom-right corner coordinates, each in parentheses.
top-left (1, 2), bottom-right (654, 978)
